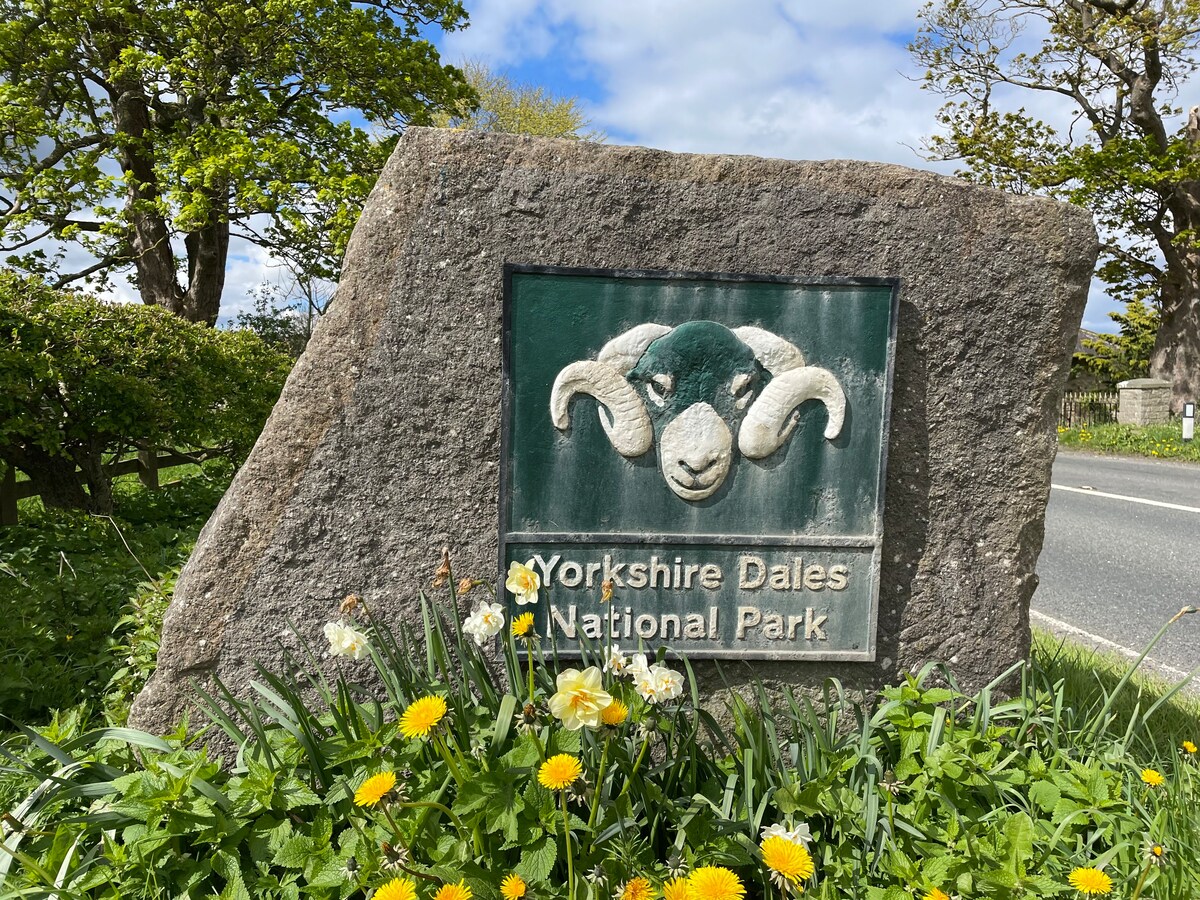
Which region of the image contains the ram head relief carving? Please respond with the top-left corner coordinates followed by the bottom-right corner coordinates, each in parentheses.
top-left (549, 321), bottom-right (847, 502)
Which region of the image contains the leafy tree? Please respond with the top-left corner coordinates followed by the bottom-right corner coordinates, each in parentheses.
top-left (0, 272), bottom-right (291, 513)
top-left (912, 0), bottom-right (1200, 410)
top-left (234, 272), bottom-right (334, 359)
top-left (433, 60), bottom-right (603, 140)
top-left (0, 0), bottom-right (475, 324)
top-left (1073, 298), bottom-right (1161, 385)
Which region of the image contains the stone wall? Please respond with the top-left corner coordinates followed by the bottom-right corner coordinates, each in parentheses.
top-left (1117, 379), bottom-right (1172, 426)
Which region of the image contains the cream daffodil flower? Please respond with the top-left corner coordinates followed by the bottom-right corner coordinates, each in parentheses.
top-left (548, 666), bottom-right (613, 730)
top-left (505, 560), bottom-right (541, 606)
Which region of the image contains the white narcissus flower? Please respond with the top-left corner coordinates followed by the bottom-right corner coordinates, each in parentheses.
top-left (463, 601), bottom-right (505, 645)
top-left (505, 560), bottom-right (541, 605)
top-left (655, 666), bottom-right (684, 701)
top-left (626, 652), bottom-right (651, 679)
top-left (548, 666), bottom-right (613, 730)
top-left (324, 621), bottom-right (370, 660)
top-left (604, 644), bottom-right (630, 674)
top-left (633, 663), bottom-right (683, 704)
top-left (760, 822), bottom-right (813, 848)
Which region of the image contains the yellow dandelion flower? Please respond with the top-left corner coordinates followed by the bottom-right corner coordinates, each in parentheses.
top-left (621, 877), bottom-right (654, 900)
top-left (353, 770), bottom-right (396, 807)
top-left (500, 874), bottom-right (527, 900)
top-left (1140, 768), bottom-right (1165, 787)
top-left (400, 695), bottom-right (448, 739)
top-left (1183, 740), bottom-right (1197, 754)
top-left (376, 877), bottom-right (418, 900)
top-left (662, 877), bottom-right (690, 900)
top-left (687, 866), bottom-right (745, 900)
top-left (538, 753), bottom-right (583, 791)
top-left (513, 612), bottom-right (535, 638)
top-left (1068, 867), bottom-right (1112, 895)
top-left (760, 836), bottom-right (814, 884)
top-left (601, 699), bottom-right (629, 726)
top-left (921, 890), bottom-right (951, 900)
top-left (434, 882), bottom-right (472, 900)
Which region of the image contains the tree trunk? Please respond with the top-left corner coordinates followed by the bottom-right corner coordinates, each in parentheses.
top-left (183, 209), bottom-right (230, 326)
top-left (1151, 274), bottom-right (1200, 413)
top-left (2, 446), bottom-right (113, 514)
top-left (110, 80), bottom-right (189, 318)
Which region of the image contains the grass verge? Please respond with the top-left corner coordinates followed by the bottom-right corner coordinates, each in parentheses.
top-left (0, 464), bottom-right (230, 727)
top-left (1057, 422), bottom-right (1200, 462)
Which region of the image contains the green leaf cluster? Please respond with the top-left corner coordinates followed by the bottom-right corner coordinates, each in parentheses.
top-left (1, 572), bottom-right (1197, 900)
top-left (1073, 299), bottom-right (1161, 386)
top-left (432, 62), bottom-right (603, 141)
top-left (0, 273), bottom-right (290, 510)
top-left (0, 0), bottom-right (475, 318)
top-left (0, 469), bottom-right (227, 727)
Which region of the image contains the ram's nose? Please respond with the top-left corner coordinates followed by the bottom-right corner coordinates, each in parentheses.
top-left (679, 446), bottom-right (721, 477)
top-left (659, 402), bottom-right (734, 501)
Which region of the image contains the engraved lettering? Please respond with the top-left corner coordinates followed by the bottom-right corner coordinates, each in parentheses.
top-left (805, 607), bottom-right (828, 640)
top-left (739, 555), bottom-right (766, 589)
top-left (558, 562), bottom-right (583, 588)
top-left (803, 565), bottom-right (827, 591)
top-left (635, 614), bottom-right (658, 638)
top-left (626, 563), bottom-right (648, 589)
top-left (827, 565), bottom-right (849, 591)
top-left (550, 604), bottom-right (576, 638)
top-left (603, 555), bottom-right (627, 588)
top-left (736, 606), bottom-right (762, 639)
top-left (769, 565), bottom-right (791, 590)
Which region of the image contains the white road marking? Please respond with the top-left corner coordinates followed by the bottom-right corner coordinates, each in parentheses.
top-left (1030, 610), bottom-right (1195, 683)
top-left (1050, 483), bottom-right (1200, 515)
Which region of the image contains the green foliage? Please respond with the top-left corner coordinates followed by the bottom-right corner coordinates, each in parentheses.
top-left (2, 575), bottom-right (1197, 900)
top-left (1058, 422), bottom-right (1200, 462)
top-left (911, 0), bottom-right (1200, 400)
top-left (0, 273), bottom-right (290, 512)
top-left (1073, 300), bottom-right (1161, 387)
top-left (433, 61), bottom-right (602, 140)
top-left (0, 0), bottom-right (475, 321)
top-left (0, 468), bottom-right (227, 726)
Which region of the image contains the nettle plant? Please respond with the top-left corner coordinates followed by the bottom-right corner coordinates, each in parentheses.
top-left (0, 557), bottom-right (1197, 900)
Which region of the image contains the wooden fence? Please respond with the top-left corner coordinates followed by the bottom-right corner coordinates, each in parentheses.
top-left (1, 450), bottom-right (205, 526)
top-left (1059, 390), bottom-right (1119, 429)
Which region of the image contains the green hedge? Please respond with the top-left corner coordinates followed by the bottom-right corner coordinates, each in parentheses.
top-left (0, 272), bottom-right (291, 513)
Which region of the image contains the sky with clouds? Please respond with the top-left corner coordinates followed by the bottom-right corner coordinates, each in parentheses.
top-left (104, 0), bottom-right (1126, 330)
top-left (432, 0), bottom-right (1123, 331)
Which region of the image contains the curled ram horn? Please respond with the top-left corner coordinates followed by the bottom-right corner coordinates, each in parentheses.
top-left (732, 325), bottom-right (807, 374)
top-left (597, 323), bottom-right (671, 373)
top-left (549, 360), bottom-right (654, 457)
top-left (738, 366), bottom-right (846, 460)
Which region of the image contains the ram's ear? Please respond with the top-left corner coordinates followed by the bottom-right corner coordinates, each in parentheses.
top-left (550, 361), bottom-right (654, 457)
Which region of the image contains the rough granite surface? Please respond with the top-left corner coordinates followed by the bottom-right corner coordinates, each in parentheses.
top-left (131, 128), bottom-right (1098, 732)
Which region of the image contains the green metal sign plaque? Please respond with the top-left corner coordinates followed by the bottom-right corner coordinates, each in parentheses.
top-left (499, 265), bottom-right (899, 660)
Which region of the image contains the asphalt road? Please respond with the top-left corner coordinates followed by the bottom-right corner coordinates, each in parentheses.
top-left (1033, 449), bottom-right (1200, 679)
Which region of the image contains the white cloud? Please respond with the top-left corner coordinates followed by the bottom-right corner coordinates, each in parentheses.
top-left (443, 0), bottom-right (1143, 329)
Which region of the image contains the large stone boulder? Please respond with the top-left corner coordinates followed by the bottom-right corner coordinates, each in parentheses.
top-left (131, 128), bottom-right (1097, 732)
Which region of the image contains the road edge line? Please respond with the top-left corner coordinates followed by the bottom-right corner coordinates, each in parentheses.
top-left (1050, 483), bottom-right (1200, 514)
top-left (1029, 609), bottom-right (1195, 686)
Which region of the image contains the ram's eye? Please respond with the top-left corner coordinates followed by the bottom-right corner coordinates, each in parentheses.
top-left (731, 372), bottom-right (754, 410)
top-left (646, 373), bottom-right (675, 407)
